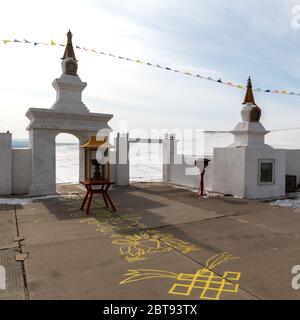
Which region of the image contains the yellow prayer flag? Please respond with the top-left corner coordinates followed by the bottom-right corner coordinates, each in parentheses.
top-left (3, 40), bottom-right (11, 44)
top-left (136, 59), bottom-right (142, 63)
top-left (50, 40), bottom-right (56, 45)
top-left (91, 49), bottom-right (97, 53)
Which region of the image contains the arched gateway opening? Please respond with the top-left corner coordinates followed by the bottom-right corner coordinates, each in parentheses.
top-left (55, 133), bottom-right (79, 184)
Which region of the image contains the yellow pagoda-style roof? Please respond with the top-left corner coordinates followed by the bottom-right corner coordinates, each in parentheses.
top-left (80, 136), bottom-right (114, 149)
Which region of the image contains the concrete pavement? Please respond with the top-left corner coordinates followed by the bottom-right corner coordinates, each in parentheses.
top-left (1, 182), bottom-right (300, 300)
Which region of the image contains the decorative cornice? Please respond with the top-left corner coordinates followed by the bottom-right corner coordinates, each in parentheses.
top-left (26, 108), bottom-right (113, 123)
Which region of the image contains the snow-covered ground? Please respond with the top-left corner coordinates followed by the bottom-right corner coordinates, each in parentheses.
top-left (271, 198), bottom-right (300, 209)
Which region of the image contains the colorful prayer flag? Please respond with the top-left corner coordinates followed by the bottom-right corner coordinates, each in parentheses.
top-left (3, 36), bottom-right (300, 99)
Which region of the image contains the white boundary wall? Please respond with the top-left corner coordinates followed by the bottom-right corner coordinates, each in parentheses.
top-left (0, 133), bottom-right (12, 195)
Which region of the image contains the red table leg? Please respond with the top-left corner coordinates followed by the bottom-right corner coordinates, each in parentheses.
top-left (80, 191), bottom-right (89, 211)
top-left (86, 193), bottom-right (93, 215)
top-left (101, 185), bottom-right (109, 207)
top-left (85, 185), bottom-right (93, 215)
top-left (104, 184), bottom-right (116, 211)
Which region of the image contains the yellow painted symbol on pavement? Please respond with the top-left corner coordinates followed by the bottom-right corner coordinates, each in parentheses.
top-left (112, 231), bottom-right (199, 263)
top-left (120, 252), bottom-right (241, 300)
top-left (79, 211), bottom-right (147, 234)
top-left (169, 269), bottom-right (240, 300)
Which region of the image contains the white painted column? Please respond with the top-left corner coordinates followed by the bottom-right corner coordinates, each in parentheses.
top-left (0, 133), bottom-right (12, 195)
top-left (28, 129), bottom-right (56, 196)
top-left (115, 133), bottom-right (129, 186)
top-left (162, 134), bottom-right (177, 182)
top-left (78, 133), bottom-right (94, 182)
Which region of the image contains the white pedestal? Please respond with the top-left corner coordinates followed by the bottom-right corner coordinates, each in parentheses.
top-left (52, 74), bottom-right (89, 114)
top-left (213, 146), bottom-right (286, 199)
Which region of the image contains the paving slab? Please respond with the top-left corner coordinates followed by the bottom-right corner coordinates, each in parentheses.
top-left (17, 198), bottom-right (150, 246)
top-left (23, 236), bottom-right (254, 300)
top-left (0, 209), bottom-right (17, 250)
top-left (105, 188), bottom-right (222, 229)
top-left (128, 182), bottom-right (268, 216)
top-left (154, 216), bottom-right (300, 299)
top-left (0, 248), bottom-right (25, 300)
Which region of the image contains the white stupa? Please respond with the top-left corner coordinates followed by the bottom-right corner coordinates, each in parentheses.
top-left (212, 77), bottom-right (286, 199)
top-left (230, 77), bottom-right (270, 148)
top-left (52, 30), bottom-right (89, 114)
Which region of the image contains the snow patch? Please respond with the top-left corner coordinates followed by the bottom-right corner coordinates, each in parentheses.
top-left (0, 195), bottom-right (61, 205)
top-left (271, 199), bottom-right (300, 209)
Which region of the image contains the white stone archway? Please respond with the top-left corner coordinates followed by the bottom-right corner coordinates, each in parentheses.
top-left (24, 31), bottom-right (113, 196)
top-left (26, 108), bottom-right (112, 195)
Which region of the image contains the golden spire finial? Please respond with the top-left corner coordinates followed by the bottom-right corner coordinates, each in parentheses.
top-left (62, 30), bottom-right (77, 61)
top-left (242, 76), bottom-right (256, 105)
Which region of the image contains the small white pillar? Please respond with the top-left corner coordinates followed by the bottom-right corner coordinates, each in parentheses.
top-left (0, 133), bottom-right (12, 195)
top-left (162, 133), bottom-right (177, 181)
top-left (115, 133), bottom-right (129, 186)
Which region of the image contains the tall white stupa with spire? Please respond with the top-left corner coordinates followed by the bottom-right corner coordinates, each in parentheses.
top-left (230, 77), bottom-right (269, 148)
top-left (212, 77), bottom-right (286, 199)
top-left (52, 30), bottom-right (90, 114)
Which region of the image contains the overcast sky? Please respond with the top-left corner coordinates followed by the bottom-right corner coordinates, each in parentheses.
top-left (1, 0), bottom-right (300, 141)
